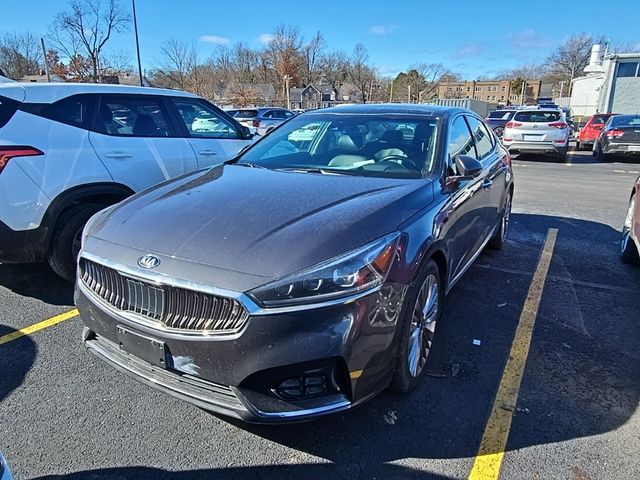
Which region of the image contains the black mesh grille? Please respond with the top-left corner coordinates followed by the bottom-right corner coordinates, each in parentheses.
top-left (80, 259), bottom-right (249, 333)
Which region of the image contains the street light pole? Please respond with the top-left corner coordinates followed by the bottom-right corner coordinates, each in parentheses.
top-left (284, 75), bottom-right (291, 110)
top-left (132, 0), bottom-right (144, 86)
top-left (408, 84), bottom-right (411, 103)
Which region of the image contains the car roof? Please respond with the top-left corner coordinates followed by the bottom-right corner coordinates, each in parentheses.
top-left (0, 82), bottom-right (198, 104)
top-left (308, 103), bottom-right (466, 118)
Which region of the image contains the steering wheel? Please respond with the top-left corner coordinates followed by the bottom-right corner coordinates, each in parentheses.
top-left (378, 154), bottom-right (419, 171)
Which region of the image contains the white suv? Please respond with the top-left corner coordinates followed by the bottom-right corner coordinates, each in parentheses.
top-left (0, 83), bottom-right (254, 280)
top-left (502, 108), bottom-right (570, 160)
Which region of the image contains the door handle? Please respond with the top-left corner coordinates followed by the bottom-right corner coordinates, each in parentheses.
top-left (104, 151), bottom-right (132, 159)
top-left (481, 179), bottom-right (493, 189)
top-left (199, 150), bottom-right (218, 156)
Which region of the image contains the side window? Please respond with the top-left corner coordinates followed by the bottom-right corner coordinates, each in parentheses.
top-left (262, 110), bottom-right (275, 119)
top-left (0, 95), bottom-right (20, 128)
top-left (448, 116), bottom-right (477, 170)
top-left (97, 96), bottom-right (170, 137)
top-left (173, 98), bottom-right (239, 139)
top-left (284, 111), bottom-right (295, 118)
top-left (46, 95), bottom-right (93, 128)
top-left (465, 116), bottom-right (494, 159)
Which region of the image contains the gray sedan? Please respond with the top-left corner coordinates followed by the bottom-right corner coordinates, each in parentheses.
top-left (232, 107), bottom-right (296, 136)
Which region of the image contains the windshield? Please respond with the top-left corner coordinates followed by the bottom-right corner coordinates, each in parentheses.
top-left (237, 113), bottom-right (440, 178)
top-left (609, 115), bottom-right (640, 127)
top-left (514, 111), bottom-right (561, 123)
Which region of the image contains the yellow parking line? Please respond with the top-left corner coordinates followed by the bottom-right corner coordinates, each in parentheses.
top-left (0, 309), bottom-right (79, 346)
top-left (468, 228), bottom-right (558, 480)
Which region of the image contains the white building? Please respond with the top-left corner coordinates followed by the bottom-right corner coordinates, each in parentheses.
top-left (570, 45), bottom-right (640, 116)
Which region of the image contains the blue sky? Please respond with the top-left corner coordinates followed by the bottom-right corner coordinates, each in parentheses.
top-left (5, 0), bottom-right (640, 79)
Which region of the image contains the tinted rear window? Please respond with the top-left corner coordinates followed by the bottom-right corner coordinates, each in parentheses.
top-left (591, 115), bottom-right (610, 125)
top-left (0, 95), bottom-right (20, 128)
top-left (488, 111), bottom-right (510, 119)
top-left (610, 115), bottom-right (640, 127)
top-left (234, 110), bottom-right (259, 118)
top-left (513, 111), bottom-right (561, 123)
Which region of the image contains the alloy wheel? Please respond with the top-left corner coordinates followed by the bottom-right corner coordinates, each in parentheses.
top-left (408, 273), bottom-right (439, 377)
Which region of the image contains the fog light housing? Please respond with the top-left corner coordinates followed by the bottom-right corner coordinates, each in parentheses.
top-left (277, 372), bottom-right (328, 399)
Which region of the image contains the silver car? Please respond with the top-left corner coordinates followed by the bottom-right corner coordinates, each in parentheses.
top-left (232, 107), bottom-right (296, 136)
top-left (502, 109), bottom-right (570, 160)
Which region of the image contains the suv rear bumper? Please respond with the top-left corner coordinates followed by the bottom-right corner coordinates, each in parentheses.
top-left (0, 220), bottom-right (48, 263)
top-left (505, 142), bottom-right (567, 156)
top-left (603, 143), bottom-right (640, 155)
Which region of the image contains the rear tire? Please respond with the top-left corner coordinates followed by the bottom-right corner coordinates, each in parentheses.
top-left (621, 193), bottom-right (640, 264)
top-left (594, 144), bottom-right (607, 162)
top-left (48, 204), bottom-right (107, 282)
top-left (487, 191), bottom-right (512, 250)
top-left (390, 259), bottom-right (443, 393)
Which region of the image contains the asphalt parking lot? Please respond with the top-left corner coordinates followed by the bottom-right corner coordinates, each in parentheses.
top-left (1, 147), bottom-right (639, 480)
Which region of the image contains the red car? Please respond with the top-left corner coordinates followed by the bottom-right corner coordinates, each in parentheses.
top-left (577, 113), bottom-right (616, 150)
top-left (622, 176), bottom-right (640, 264)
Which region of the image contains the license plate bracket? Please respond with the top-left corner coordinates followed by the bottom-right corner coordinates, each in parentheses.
top-left (524, 134), bottom-right (543, 141)
top-left (628, 145), bottom-right (640, 152)
top-left (117, 326), bottom-right (167, 368)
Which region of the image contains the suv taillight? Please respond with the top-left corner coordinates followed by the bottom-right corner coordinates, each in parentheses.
top-left (505, 121), bottom-right (522, 128)
top-left (607, 129), bottom-right (624, 138)
top-left (548, 122), bottom-right (567, 129)
top-left (252, 119), bottom-right (260, 128)
top-left (0, 146), bottom-right (43, 174)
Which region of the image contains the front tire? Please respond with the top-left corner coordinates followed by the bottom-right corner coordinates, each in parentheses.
top-left (621, 193), bottom-right (640, 264)
top-left (48, 204), bottom-right (107, 282)
top-left (390, 259), bottom-right (443, 393)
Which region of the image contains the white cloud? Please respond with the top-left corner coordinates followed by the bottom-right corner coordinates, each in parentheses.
top-left (199, 35), bottom-right (230, 45)
top-left (451, 43), bottom-right (487, 59)
top-left (506, 30), bottom-right (552, 49)
top-left (369, 25), bottom-right (398, 35)
top-left (257, 33), bottom-right (275, 44)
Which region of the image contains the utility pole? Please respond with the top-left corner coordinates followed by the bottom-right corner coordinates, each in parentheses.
top-left (132, 0), bottom-right (144, 86)
top-left (40, 37), bottom-right (50, 82)
top-left (389, 80), bottom-right (394, 102)
top-left (559, 80), bottom-right (566, 98)
top-left (520, 79), bottom-right (526, 106)
top-left (284, 75), bottom-right (291, 110)
top-left (408, 84), bottom-right (411, 103)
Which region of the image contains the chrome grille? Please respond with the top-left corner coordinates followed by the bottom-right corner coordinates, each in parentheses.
top-left (80, 259), bottom-right (249, 333)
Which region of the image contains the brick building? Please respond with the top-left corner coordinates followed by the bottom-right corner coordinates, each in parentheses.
top-left (437, 79), bottom-right (542, 105)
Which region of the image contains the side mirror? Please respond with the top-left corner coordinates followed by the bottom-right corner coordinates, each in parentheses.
top-left (240, 125), bottom-right (254, 140)
top-left (445, 155), bottom-right (483, 188)
top-left (455, 155), bottom-right (483, 178)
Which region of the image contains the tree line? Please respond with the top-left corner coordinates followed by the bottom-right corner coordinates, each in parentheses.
top-left (0, 0), bottom-right (633, 106)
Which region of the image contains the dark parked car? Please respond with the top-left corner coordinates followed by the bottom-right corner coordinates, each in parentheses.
top-left (485, 109), bottom-right (517, 138)
top-left (594, 114), bottom-right (640, 161)
top-left (622, 176), bottom-right (640, 264)
top-left (75, 104), bottom-right (514, 423)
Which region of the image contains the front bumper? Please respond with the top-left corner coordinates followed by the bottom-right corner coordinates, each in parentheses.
top-left (75, 269), bottom-right (405, 423)
top-left (505, 141), bottom-right (567, 156)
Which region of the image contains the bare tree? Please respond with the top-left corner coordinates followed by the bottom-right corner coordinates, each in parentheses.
top-left (301, 31), bottom-right (326, 86)
top-left (0, 31), bottom-right (42, 80)
top-left (267, 24), bottom-right (304, 101)
top-left (349, 43), bottom-right (374, 103)
top-left (318, 49), bottom-right (348, 90)
top-left (50, 0), bottom-right (130, 82)
top-left (154, 39), bottom-right (198, 90)
top-left (545, 33), bottom-right (604, 87)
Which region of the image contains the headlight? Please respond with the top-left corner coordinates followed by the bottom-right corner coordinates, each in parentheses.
top-left (249, 233), bottom-right (400, 307)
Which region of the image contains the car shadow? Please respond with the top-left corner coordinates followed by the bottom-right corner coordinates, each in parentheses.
top-left (209, 213), bottom-right (639, 465)
top-left (0, 325), bottom-right (37, 403)
top-left (0, 262), bottom-right (73, 306)
top-left (34, 464), bottom-right (457, 480)
top-left (6, 214), bottom-right (640, 479)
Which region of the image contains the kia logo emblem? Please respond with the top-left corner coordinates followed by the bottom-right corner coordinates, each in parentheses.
top-left (138, 254), bottom-right (160, 269)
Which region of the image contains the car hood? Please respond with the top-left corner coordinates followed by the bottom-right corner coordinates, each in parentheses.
top-left (88, 165), bottom-right (434, 280)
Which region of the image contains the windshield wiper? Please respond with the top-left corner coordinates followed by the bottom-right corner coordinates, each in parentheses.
top-left (274, 167), bottom-right (362, 176)
top-left (232, 162), bottom-right (269, 169)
